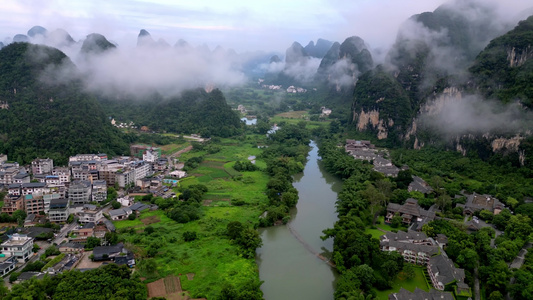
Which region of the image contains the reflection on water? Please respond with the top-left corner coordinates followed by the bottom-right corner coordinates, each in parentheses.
top-left (256, 141), bottom-right (341, 300)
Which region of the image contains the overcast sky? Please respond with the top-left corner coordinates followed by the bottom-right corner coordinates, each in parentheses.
top-left (1, 0), bottom-right (531, 53)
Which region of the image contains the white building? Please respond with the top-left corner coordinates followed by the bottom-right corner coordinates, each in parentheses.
top-left (77, 204), bottom-right (103, 224)
top-left (31, 158), bottom-right (53, 175)
top-left (91, 180), bottom-right (107, 203)
top-left (143, 149), bottom-right (159, 163)
top-left (1, 234), bottom-right (34, 261)
top-left (68, 180), bottom-right (92, 205)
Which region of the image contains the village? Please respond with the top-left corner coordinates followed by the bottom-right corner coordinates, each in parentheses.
top-left (0, 144), bottom-right (187, 284)
top-left (344, 139), bottom-right (525, 300)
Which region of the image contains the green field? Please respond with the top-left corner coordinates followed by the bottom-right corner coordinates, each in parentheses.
top-left (115, 137), bottom-right (270, 298)
top-left (374, 265), bottom-right (430, 299)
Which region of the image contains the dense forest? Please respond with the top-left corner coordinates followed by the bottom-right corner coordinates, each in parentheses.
top-left (98, 88), bottom-right (243, 138)
top-left (0, 264), bottom-right (146, 299)
top-left (0, 42), bottom-right (128, 164)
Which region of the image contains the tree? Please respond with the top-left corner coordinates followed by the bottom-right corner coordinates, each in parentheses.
top-left (403, 264), bottom-right (416, 279)
top-left (111, 201), bottom-right (121, 209)
top-left (390, 215), bottom-right (402, 228)
top-left (237, 228), bottom-right (262, 258)
top-left (353, 264), bottom-right (375, 291)
top-left (85, 237), bottom-right (101, 249)
top-left (361, 185), bottom-right (386, 224)
top-left (182, 231), bottom-right (197, 242)
top-left (12, 210), bottom-right (27, 226)
top-left (435, 193), bottom-right (452, 212)
top-left (144, 226), bottom-right (155, 235)
top-left (226, 221), bottom-right (244, 240)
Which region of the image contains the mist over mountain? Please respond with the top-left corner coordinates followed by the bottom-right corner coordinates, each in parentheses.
top-left (304, 38), bottom-right (334, 58)
top-left (0, 42), bottom-right (128, 163)
top-left (348, 0), bottom-right (533, 166)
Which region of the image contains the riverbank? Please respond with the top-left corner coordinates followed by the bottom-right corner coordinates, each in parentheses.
top-left (257, 141), bottom-right (340, 300)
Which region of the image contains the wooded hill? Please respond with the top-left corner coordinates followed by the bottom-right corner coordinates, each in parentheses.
top-left (0, 42), bottom-right (128, 164)
top-left (98, 88), bottom-right (243, 138)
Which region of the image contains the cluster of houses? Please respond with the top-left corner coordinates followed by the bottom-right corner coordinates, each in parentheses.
top-left (381, 230), bottom-right (470, 299)
top-left (110, 118), bottom-right (137, 129)
top-left (344, 140), bottom-right (510, 299)
top-left (0, 145), bottom-right (177, 223)
top-left (286, 86), bottom-right (307, 93)
top-left (345, 139), bottom-right (402, 177)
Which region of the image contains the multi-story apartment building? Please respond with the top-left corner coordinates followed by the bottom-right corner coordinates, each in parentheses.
top-left (1, 233), bottom-right (34, 261)
top-left (52, 167), bottom-right (70, 184)
top-left (1, 195), bottom-right (24, 215)
top-left (31, 158), bottom-right (53, 175)
top-left (91, 180), bottom-right (107, 202)
top-left (49, 198), bottom-right (69, 222)
top-left (0, 167), bottom-right (19, 186)
top-left (68, 180), bottom-right (92, 205)
top-left (21, 182), bottom-right (49, 196)
top-left (77, 204), bottom-right (104, 224)
top-left (24, 194), bottom-right (44, 215)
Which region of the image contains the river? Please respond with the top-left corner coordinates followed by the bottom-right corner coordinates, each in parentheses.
top-left (256, 141), bottom-right (342, 300)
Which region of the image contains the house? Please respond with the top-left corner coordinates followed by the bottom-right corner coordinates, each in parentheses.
top-left (8, 183), bottom-right (21, 196)
top-left (48, 198), bottom-right (69, 222)
top-left (129, 202), bottom-right (150, 213)
top-left (408, 176), bottom-right (434, 194)
top-left (59, 242), bottom-right (84, 253)
top-left (21, 182), bottom-right (48, 196)
top-left (388, 288), bottom-right (454, 300)
top-left (24, 194), bottom-right (44, 215)
top-left (386, 199), bottom-right (436, 228)
top-left (0, 233), bottom-right (34, 261)
top-left (136, 178), bottom-right (152, 189)
top-left (73, 222), bottom-right (95, 239)
top-left (1, 195), bottom-right (24, 215)
top-left (0, 167), bottom-right (20, 186)
top-left (117, 196), bottom-right (133, 207)
top-left (43, 193), bottom-right (62, 214)
top-left (380, 230), bottom-right (439, 265)
top-left (114, 253), bottom-right (136, 268)
top-left (170, 170), bottom-right (187, 179)
top-left (92, 242), bottom-right (125, 261)
top-left (91, 180), bottom-right (107, 203)
top-left (52, 167), bottom-right (70, 184)
top-left (374, 165), bottom-right (400, 177)
top-left (0, 256), bottom-right (17, 276)
top-left (31, 158), bottom-right (53, 175)
top-left (103, 219), bottom-right (116, 232)
top-left (15, 271), bottom-right (47, 283)
top-left (143, 149), bottom-right (159, 163)
top-left (13, 172), bottom-right (30, 184)
top-left (427, 255), bottom-right (469, 291)
top-left (93, 224), bottom-right (109, 238)
top-left (462, 193), bottom-right (504, 216)
top-left (154, 158), bottom-right (168, 172)
top-left (77, 204), bottom-right (103, 224)
top-left (68, 180), bottom-right (92, 205)
top-left (22, 226), bottom-right (54, 239)
top-left (108, 208), bottom-right (132, 221)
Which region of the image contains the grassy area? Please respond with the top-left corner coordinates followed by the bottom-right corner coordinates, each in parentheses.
top-left (270, 114), bottom-right (329, 129)
top-left (115, 136), bottom-right (270, 298)
top-left (375, 216), bottom-right (408, 232)
top-left (159, 142), bottom-right (190, 155)
top-left (365, 228), bottom-right (386, 239)
top-left (374, 265), bottom-right (430, 300)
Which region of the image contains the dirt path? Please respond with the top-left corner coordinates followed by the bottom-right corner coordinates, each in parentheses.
top-left (170, 145), bottom-right (193, 158)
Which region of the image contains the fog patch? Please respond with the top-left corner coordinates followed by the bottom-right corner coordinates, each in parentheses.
top-left (419, 94), bottom-right (533, 137)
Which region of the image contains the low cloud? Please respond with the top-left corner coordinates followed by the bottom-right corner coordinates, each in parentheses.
top-left (282, 57), bottom-right (322, 83)
top-left (419, 94), bottom-right (533, 137)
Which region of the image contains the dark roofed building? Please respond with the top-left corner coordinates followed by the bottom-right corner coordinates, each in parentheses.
top-left (428, 255), bottom-right (469, 291)
top-left (388, 288), bottom-right (454, 300)
top-left (380, 230), bottom-right (439, 265)
top-left (408, 176), bottom-right (434, 194)
top-left (129, 202), bottom-right (150, 212)
top-left (386, 199), bottom-right (436, 229)
top-left (92, 243), bottom-right (125, 261)
top-left (463, 193), bottom-right (504, 216)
